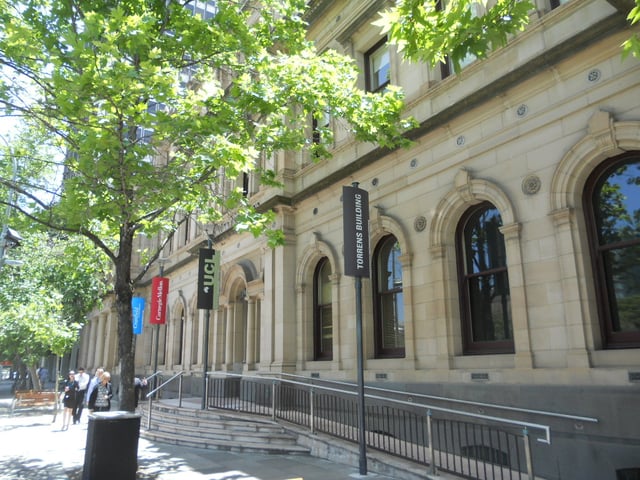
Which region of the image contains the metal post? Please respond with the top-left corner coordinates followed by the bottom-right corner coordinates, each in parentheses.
top-left (310, 387), bottom-right (315, 434)
top-left (152, 261), bottom-right (165, 398)
top-left (523, 427), bottom-right (535, 480)
top-left (202, 236), bottom-right (214, 409)
top-left (355, 275), bottom-right (367, 476)
top-left (147, 395), bottom-right (153, 429)
top-left (204, 375), bottom-right (209, 408)
top-left (427, 409), bottom-right (436, 475)
top-left (152, 326), bottom-right (159, 398)
top-left (272, 380), bottom-right (276, 421)
top-left (202, 309), bottom-right (210, 409)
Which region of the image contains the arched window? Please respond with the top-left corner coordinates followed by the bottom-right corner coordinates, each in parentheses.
top-left (584, 153), bottom-right (640, 348)
top-left (313, 258), bottom-right (333, 360)
top-left (457, 202), bottom-right (514, 354)
top-left (373, 235), bottom-right (405, 358)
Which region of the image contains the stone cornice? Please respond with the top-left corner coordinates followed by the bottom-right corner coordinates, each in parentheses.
top-left (275, 12), bottom-right (628, 208)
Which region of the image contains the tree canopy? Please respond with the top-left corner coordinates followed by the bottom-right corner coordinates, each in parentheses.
top-left (376, 0), bottom-right (640, 72)
top-left (0, 0), bottom-right (414, 410)
top-left (0, 230), bottom-right (109, 389)
top-left (3, 0), bottom-right (634, 410)
top-left (375, 0), bottom-right (534, 74)
top-left (623, 0), bottom-right (640, 59)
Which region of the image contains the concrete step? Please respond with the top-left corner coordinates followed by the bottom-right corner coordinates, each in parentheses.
top-left (140, 401), bottom-right (310, 455)
top-left (142, 428), bottom-right (311, 454)
top-left (150, 418), bottom-right (303, 445)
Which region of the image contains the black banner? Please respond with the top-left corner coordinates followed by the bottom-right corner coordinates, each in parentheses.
top-left (197, 248), bottom-right (220, 310)
top-left (343, 185), bottom-right (370, 277)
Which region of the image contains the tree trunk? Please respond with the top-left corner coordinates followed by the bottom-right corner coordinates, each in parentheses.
top-left (28, 365), bottom-right (42, 391)
top-left (114, 231), bottom-right (135, 412)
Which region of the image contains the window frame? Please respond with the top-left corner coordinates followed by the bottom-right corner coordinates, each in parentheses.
top-left (365, 37), bottom-right (390, 93)
top-left (372, 235), bottom-right (406, 358)
top-left (311, 110), bottom-right (331, 158)
top-left (456, 202), bottom-right (515, 355)
top-left (313, 257), bottom-right (333, 361)
top-left (436, 0), bottom-right (479, 77)
top-left (583, 152), bottom-right (640, 348)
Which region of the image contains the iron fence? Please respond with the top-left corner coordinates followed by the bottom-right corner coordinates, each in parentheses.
top-left (204, 374), bottom-right (552, 479)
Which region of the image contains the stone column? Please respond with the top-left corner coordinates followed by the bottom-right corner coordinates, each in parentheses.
top-left (551, 207), bottom-right (591, 367)
top-left (103, 309), bottom-right (118, 370)
top-left (500, 222), bottom-right (533, 369)
top-left (86, 318), bottom-right (97, 370)
top-left (225, 303), bottom-right (234, 368)
top-left (245, 297), bottom-right (256, 368)
top-left (267, 207), bottom-right (297, 372)
top-left (93, 313), bottom-right (106, 369)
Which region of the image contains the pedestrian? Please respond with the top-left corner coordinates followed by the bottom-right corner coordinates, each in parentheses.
top-left (86, 367), bottom-right (104, 413)
top-left (60, 371), bottom-right (79, 430)
top-left (134, 377), bottom-right (148, 408)
top-left (37, 366), bottom-right (49, 389)
top-left (72, 367), bottom-right (90, 424)
top-left (89, 371), bottom-right (112, 412)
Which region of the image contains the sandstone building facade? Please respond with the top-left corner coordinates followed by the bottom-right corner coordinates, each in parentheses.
top-left (76, 1), bottom-right (640, 478)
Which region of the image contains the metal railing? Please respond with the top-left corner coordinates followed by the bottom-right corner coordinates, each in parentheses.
top-left (142, 370), bottom-right (163, 399)
top-left (203, 373), bottom-right (597, 480)
top-left (145, 370), bottom-right (184, 429)
top-left (144, 370), bottom-right (163, 385)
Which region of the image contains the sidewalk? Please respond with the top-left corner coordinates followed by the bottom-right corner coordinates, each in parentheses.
top-left (0, 408), bottom-right (400, 480)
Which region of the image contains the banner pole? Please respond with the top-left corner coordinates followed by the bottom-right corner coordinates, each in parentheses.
top-left (355, 274), bottom-right (367, 475)
top-left (202, 237), bottom-right (212, 410)
top-left (152, 261), bottom-right (166, 396)
top-left (342, 181), bottom-right (369, 476)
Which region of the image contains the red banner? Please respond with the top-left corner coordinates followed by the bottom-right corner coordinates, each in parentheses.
top-left (149, 276), bottom-right (169, 325)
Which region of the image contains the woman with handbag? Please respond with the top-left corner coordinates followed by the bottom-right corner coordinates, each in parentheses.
top-left (60, 371), bottom-right (79, 430)
top-left (88, 371), bottom-right (113, 412)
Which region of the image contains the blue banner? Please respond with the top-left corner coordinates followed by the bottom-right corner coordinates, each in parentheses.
top-left (132, 296), bottom-right (145, 334)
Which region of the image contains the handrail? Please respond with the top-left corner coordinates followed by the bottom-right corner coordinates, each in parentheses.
top-left (264, 372), bottom-right (598, 425)
top-left (208, 372), bottom-right (552, 443)
top-left (145, 370), bottom-right (184, 430)
top-left (146, 370), bottom-right (183, 399)
top-left (143, 370), bottom-right (162, 383)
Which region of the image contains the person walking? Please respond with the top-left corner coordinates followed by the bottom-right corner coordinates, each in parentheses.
top-left (72, 367), bottom-right (90, 424)
top-left (86, 367), bottom-right (104, 414)
top-left (134, 377), bottom-right (148, 408)
top-left (37, 366), bottom-right (49, 389)
top-left (89, 371), bottom-right (112, 412)
top-left (60, 371), bottom-right (79, 430)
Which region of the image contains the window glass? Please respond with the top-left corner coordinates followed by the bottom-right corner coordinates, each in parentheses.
top-left (366, 39), bottom-right (390, 93)
top-left (438, 0), bottom-right (482, 76)
top-left (185, 0), bottom-right (218, 19)
top-left (550, 0), bottom-right (572, 9)
top-left (314, 258), bottom-right (333, 360)
top-left (374, 236), bottom-right (405, 357)
top-left (311, 110), bottom-right (331, 157)
top-left (458, 203), bottom-right (514, 354)
top-left (586, 156), bottom-right (640, 346)
top-left (175, 309), bottom-right (185, 364)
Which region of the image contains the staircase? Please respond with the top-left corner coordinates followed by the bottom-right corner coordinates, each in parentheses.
top-left (139, 398), bottom-right (444, 480)
top-left (139, 399), bottom-right (310, 455)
